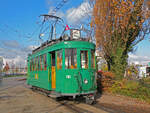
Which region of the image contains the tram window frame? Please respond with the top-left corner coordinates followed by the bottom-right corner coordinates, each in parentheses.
top-left (44, 54), bottom-right (47, 70)
top-left (34, 58), bottom-right (36, 71)
top-left (40, 55), bottom-right (44, 70)
top-left (35, 57), bottom-right (38, 71)
top-left (57, 50), bottom-right (62, 70)
top-left (30, 59), bottom-right (32, 71)
top-left (91, 50), bottom-right (95, 69)
top-left (31, 58), bottom-right (34, 71)
top-left (32, 58), bottom-right (33, 71)
top-left (65, 48), bottom-right (77, 69)
top-left (81, 50), bottom-right (88, 69)
top-left (34, 57), bottom-right (36, 71)
top-left (37, 56), bottom-right (40, 71)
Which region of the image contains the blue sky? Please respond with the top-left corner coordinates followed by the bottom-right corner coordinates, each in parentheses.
top-left (0, 0), bottom-right (84, 46)
top-left (0, 0), bottom-right (87, 66)
top-left (128, 38), bottom-right (150, 65)
top-left (0, 0), bottom-right (150, 66)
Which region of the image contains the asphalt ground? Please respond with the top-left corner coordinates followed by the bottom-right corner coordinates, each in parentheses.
top-left (0, 77), bottom-right (107, 113)
top-left (0, 77), bottom-right (150, 113)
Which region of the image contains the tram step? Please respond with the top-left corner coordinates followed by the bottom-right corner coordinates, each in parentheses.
top-left (48, 92), bottom-right (61, 98)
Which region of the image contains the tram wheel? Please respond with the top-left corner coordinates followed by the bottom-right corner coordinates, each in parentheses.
top-left (85, 96), bottom-right (95, 105)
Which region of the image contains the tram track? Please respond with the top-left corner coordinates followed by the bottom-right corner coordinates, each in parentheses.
top-left (1, 78), bottom-right (150, 113)
top-left (56, 101), bottom-right (93, 113)
top-left (31, 88), bottom-right (93, 113)
top-left (93, 103), bottom-right (117, 113)
top-left (48, 96), bottom-right (117, 113)
top-left (0, 78), bottom-right (115, 113)
top-left (31, 86), bottom-right (119, 113)
top-left (0, 80), bottom-right (114, 113)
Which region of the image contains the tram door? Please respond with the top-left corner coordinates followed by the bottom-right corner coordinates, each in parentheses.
top-left (80, 50), bottom-right (92, 90)
top-left (50, 51), bottom-right (56, 89)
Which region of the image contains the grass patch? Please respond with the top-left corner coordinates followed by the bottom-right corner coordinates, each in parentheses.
top-left (109, 78), bottom-right (150, 103)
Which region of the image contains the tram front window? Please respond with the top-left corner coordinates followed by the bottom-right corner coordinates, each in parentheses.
top-left (91, 50), bottom-right (95, 68)
top-left (65, 49), bottom-right (77, 69)
top-left (57, 50), bottom-right (62, 69)
top-left (81, 51), bottom-right (88, 69)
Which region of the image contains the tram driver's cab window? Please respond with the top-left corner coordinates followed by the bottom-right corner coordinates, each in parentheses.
top-left (91, 50), bottom-right (95, 68)
top-left (57, 50), bottom-right (62, 69)
top-left (65, 49), bottom-right (77, 69)
top-left (81, 51), bottom-right (88, 69)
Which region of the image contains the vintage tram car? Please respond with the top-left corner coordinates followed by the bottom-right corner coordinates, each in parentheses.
top-left (27, 29), bottom-right (97, 104)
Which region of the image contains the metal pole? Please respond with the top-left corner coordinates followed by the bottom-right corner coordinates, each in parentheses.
top-left (54, 25), bottom-right (56, 40)
top-left (50, 25), bottom-right (53, 41)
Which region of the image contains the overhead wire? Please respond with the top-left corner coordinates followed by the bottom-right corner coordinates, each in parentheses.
top-left (50, 0), bottom-right (68, 15)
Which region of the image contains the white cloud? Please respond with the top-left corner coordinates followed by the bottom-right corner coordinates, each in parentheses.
top-left (4, 56), bottom-right (26, 68)
top-left (2, 40), bottom-right (20, 48)
top-left (2, 45), bottom-right (39, 68)
top-left (128, 54), bottom-right (150, 65)
top-left (66, 1), bottom-right (92, 24)
top-left (47, 1), bottom-right (93, 25)
top-left (27, 45), bottom-right (38, 51)
top-left (0, 40), bottom-right (38, 68)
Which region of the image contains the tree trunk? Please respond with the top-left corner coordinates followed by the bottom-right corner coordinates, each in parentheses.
top-left (107, 60), bottom-right (111, 71)
top-left (106, 48), bottom-right (128, 80)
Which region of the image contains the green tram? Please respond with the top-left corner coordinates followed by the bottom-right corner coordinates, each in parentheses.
top-left (27, 33), bottom-right (97, 104)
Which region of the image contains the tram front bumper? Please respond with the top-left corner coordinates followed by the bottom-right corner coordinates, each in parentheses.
top-left (60, 90), bottom-right (96, 96)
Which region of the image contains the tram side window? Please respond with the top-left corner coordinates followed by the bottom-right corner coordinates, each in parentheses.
top-left (32, 59), bottom-right (33, 71)
top-left (33, 58), bottom-right (36, 71)
top-left (30, 59), bottom-right (32, 71)
top-left (65, 49), bottom-right (77, 69)
top-left (44, 54), bottom-right (47, 70)
top-left (36, 57), bottom-right (38, 71)
top-left (40, 55), bottom-right (44, 70)
top-left (57, 50), bottom-right (62, 69)
top-left (91, 50), bottom-right (95, 68)
top-left (32, 59), bottom-right (34, 71)
top-left (34, 58), bottom-right (36, 71)
top-left (81, 51), bottom-right (88, 69)
top-left (37, 56), bottom-right (40, 70)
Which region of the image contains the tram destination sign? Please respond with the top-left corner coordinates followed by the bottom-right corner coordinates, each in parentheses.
top-left (71, 29), bottom-right (81, 39)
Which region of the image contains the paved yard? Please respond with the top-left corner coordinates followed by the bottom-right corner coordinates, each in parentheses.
top-left (0, 77), bottom-right (150, 113)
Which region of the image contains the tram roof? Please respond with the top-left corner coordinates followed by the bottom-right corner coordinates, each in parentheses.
top-left (29, 38), bottom-right (95, 57)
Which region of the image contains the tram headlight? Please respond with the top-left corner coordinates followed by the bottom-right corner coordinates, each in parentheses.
top-left (84, 79), bottom-right (88, 84)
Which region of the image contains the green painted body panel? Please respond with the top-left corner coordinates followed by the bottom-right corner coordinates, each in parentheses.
top-left (27, 41), bottom-right (96, 96)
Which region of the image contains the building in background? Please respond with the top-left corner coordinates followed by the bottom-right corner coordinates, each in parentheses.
top-left (137, 62), bottom-right (150, 78)
top-left (0, 57), bottom-right (27, 76)
top-left (0, 57), bottom-right (4, 79)
top-left (0, 57), bottom-right (3, 71)
top-left (138, 66), bottom-right (147, 78)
